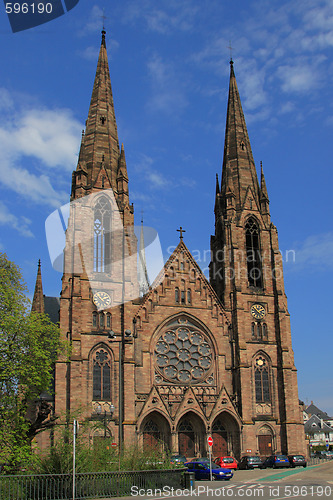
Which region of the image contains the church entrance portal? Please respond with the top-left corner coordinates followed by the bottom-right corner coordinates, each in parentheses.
top-left (178, 420), bottom-right (195, 456)
top-left (177, 412), bottom-right (205, 458)
top-left (141, 412), bottom-right (171, 452)
top-left (212, 419), bottom-right (228, 456)
top-left (257, 425), bottom-right (274, 457)
top-left (211, 413), bottom-right (241, 459)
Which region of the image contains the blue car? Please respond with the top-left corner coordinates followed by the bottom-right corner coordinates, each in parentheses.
top-left (263, 455), bottom-right (290, 468)
top-left (185, 461), bottom-right (233, 480)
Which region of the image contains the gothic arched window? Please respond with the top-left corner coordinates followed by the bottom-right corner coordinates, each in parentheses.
top-left (94, 196), bottom-right (111, 273)
top-left (262, 323), bottom-right (268, 339)
top-left (254, 355), bottom-right (270, 403)
top-left (175, 287), bottom-right (179, 303)
top-left (187, 289), bottom-right (191, 304)
top-left (99, 312), bottom-right (105, 329)
top-left (93, 348), bottom-right (112, 401)
top-left (92, 312), bottom-right (97, 328)
top-left (245, 218), bottom-right (262, 288)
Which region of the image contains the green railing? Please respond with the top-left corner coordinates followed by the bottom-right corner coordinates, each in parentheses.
top-left (0, 469), bottom-right (185, 500)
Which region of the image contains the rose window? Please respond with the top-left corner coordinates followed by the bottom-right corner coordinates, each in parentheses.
top-left (154, 318), bottom-right (214, 384)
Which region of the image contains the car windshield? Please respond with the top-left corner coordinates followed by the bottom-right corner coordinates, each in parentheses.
top-left (293, 455), bottom-right (304, 459)
top-left (276, 455), bottom-right (288, 459)
top-left (249, 457), bottom-right (261, 462)
top-left (223, 458), bottom-right (234, 463)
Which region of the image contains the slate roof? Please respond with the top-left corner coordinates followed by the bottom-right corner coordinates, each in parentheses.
top-left (305, 403), bottom-right (333, 421)
top-left (304, 414), bottom-right (333, 434)
top-left (44, 296), bottom-right (60, 324)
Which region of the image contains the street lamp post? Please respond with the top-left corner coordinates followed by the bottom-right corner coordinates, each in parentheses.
top-left (95, 403), bottom-right (115, 439)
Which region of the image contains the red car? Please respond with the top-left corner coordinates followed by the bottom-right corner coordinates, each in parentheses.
top-left (214, 456), bottom-right (238, 470)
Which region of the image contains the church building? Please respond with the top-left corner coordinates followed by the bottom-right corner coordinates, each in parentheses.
top-left (34, 31), bottom-right (305, 459)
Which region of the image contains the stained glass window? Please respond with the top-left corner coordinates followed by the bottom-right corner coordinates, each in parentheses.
top-left (93, 348), bottom-right (111, 400)
top-left (254, 356), bottom-right (270, 403)
top-left (94, 196), bottom-right (111, 273)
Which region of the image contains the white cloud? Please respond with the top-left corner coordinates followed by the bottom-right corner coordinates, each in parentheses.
top-left (81, 5), bottom-right (104, 35)
top-left (0, 201), bottom-right (33, 238)
top-left (285, 232), bottom-right (333, 272)
top-left (147, 54), bottom-right (188, 115)
top-left (133, 154), bottom-right (170, 189)
top-left (276, 63), bottom-right (321, 93)
top-left (124, 0), bottom-right (198, 34)
top-left (0, 94), bottom-right (82, 207)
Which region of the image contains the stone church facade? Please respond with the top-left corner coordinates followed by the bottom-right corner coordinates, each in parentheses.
top-left (34, 31), bottom-right (305, 458)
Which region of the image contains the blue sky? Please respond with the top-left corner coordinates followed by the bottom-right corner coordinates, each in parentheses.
top-left (0, 0), bottom-right (332, 414)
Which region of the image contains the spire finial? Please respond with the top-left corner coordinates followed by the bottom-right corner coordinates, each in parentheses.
top-left (141, 209), bottom-right (144, 225)
top-left (227, 41), bottom-right (234, 65)
top-left (101, 29), bottom-right (106, 47)
top-left (177, 226), bottom-right (186, 241)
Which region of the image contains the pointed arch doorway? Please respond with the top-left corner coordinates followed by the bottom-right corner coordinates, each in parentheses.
top-left (211, 419), bottom-right (228, 456)
top-left (141, 411), bottom-right (171, 452)
top-left (257, 425), bottom-right (274, 457)
top-left (178, 420), bottom-right (195, 457)
top-left (177, 412), bottom-right (205, 459)
top-left (211, 412), bottom-right (241, 459)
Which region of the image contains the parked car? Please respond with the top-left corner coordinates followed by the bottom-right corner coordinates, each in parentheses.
top-left (190, 457), bottom-right (210, 463)
top-left (287, 455), bottom-right (306, 468)
top-left (263, 455), bottom-right (290, 468)
top-left (185, 461), bottom-right (233, 481)
top-left (314, 450), bottom-right (333, 459)
top-left (170, 455), bottom-right (187, 467)
top-left (238, 456), bottom-right (264, 470)
top-left (214, 456), bottom-right (238, 470)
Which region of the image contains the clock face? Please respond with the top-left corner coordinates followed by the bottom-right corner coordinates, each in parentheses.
top-left (251, 303), bottom-right (265, 320)
top-left (93, 291), bottom-right (111, 309)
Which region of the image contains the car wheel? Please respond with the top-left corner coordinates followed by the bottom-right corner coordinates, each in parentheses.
top-left (303, 465), bottom-right (307, 468)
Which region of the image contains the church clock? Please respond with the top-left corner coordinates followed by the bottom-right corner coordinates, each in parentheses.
top-left (250, 303), bottom-right (265, 320)
top-left (93, 291), bottom-right (111, 309)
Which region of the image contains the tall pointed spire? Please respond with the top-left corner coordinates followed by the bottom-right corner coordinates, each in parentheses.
top-left (221, 60), bottom-right (260, 210)
top-left (79, 30), bottom-right (120, 191)
top-left (138, 217), bottom-right (150, 297)
top-left (31, 259), bottom-right (44, 314)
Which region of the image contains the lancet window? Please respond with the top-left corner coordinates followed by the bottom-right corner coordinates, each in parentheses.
top-left (92, 348), bottom-right (112, 401)
top-left (245, 218), bottom-right (262, 288)
top-left (94, 196), bottom-right (111, 273)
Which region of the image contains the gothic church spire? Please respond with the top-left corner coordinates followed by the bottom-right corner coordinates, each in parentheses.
top-left (31, 259), bottom-right (44, 314)
top-left (220, 60), bottom-right (260, 211)
top-left (75, 30), bottom-right (120, 194)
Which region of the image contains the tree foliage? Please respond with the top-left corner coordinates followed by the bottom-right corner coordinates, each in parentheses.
top-left (0, 253), bottom-right (61, 469)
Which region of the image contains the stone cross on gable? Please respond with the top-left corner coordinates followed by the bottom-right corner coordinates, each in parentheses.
top-left (177, 227), bottom-right (186, 240)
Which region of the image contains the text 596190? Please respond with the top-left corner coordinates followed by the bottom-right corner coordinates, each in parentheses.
top-left (5, 3), bottom-right (53, 14)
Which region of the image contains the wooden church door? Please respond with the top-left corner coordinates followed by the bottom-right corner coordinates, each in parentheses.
top-left (258, 435), bottom-right (272, 457)
top-left (212, 419), bottom-right (228, 456)
top-left (178, 420), bottom-right (195, 457)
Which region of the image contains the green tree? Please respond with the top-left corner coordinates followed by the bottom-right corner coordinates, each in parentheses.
top-left (0, 253), bottom-right (61, 469)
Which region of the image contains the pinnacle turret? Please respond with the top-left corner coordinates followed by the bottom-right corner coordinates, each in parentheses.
top-left (31, 259), bottom-right (44, 314)
top-left (260, 161), bottom-right (269, 200)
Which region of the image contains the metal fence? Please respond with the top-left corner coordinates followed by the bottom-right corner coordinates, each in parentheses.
top-left (0, 469), bottom-right (185, 500)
